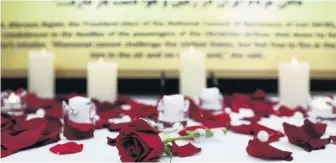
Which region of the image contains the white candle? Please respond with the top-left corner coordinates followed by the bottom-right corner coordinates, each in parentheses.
top-left (309, 97), bottom-right (333, 116)
top-left (279, 57), bottom-right (310, 109)
top-left (179, 47), bottom-right (206, 104)
top-left (28, 50), bottom-right (54, 98)
top-left (2, 93), bottom-right (22, 112)
top-left (87, 58), bottom-right (117, 103)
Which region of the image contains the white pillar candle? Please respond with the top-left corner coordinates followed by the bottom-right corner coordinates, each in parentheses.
top-left (28, 50), bottom-right (54, 98)
top-left (279, 57), bottom-right (310, 109)
top-left (87, 58), bottom-right (117, 103)
top-left (179, 47), bottom-right (206, 104)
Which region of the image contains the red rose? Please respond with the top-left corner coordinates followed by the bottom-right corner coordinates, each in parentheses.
top-left (116, 119), bottom-right (164, 162)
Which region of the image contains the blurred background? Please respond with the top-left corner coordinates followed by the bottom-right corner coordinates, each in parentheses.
top-left (1, 0), bottom-right (336, 95)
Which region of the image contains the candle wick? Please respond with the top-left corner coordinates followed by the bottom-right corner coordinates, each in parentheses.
top-left (98, 57), bottom-right (104, 63)
top-left (291, 56), bottom-right (298, 64)
top-left (189, 47), bottom-right (195, 53)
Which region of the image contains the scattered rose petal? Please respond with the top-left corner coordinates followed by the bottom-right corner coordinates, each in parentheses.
top-left (108, 122), bottom-right (130, 131)
top-left (302, 119), bottom-right (327, 139)
top-left (241, 116), bottom-right (262, 122)
top-left (50, 142), bottom-right (83, 155)
top-left (283, 120), bottom-right (329, 152)
top-left (330, 136), bottom-right (336, 143)
top-left (278, 106), bottom-right (308, 118)
top-left (246, 139), bottom-right (293, 161)
top-left (178, 126), bottom-right (207, 136)
top-left (169, 141), bottom-right (201, 157)
top-left (107, 137), bottom-right (117, 146)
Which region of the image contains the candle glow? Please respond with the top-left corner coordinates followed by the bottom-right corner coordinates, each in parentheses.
top-left (98, 57), bottom-right (104, 63)
top-left (7, 93), bottom-right (20, 103)
top-left (291, 56), bottom-right (298, 64)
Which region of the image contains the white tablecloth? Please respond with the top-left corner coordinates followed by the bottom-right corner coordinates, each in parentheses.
top-left (2, 96), bottom-right (336, 162)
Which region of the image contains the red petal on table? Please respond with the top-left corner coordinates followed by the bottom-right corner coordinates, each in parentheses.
top-left (203, 113), bottom-right (231, 128)
top-left (282, 122), bottom-right (328, 152)
top-left (107, 136), bottom-right (117, 146)
top-left (254, 123), bottom-right (285, 137)
top-left (1, 113), bottom-right (27, 132)
top-left (252, 89), bottom-right (267, 100)
top-left (241, 116), bottom-right (262, 122)
top-left (1, 123), bottom-right (45, 151)
top-left (222, 95), bottom-right (233, 109)
top-left (213, 113), bottom-right (231, 124)
top-left (309, 138), bottom-right (330, 150)
top-left (50, 142), bottom-right (83, 155)
top-left (228, 124), bottom-right (253, 135)
top-left (95, 119), bottom-right (108, 129)
top-left (45, 101), bottom-right (63, 118)
top-left (302, 119), bottom-right (327, 139)
top-left (330, 136), bottom-right (336, 143)
top-left (246, 139), bottom-right (293, 161)
top-left (251, 100), bottom-right (275, 117)
top-left (1, 148), bottom-right (14, 158)
top-left (124, 103), bottom-right (158, 120)
top-left (278, 105), bottom-right (308, 117)
top-left (228, 123), bottom-right (284, 137)
top-left (203, 120), bottom-right (226, 129)
top-left (38, 117), bottom-right (62, 142)
top-left (169, 141), bottom-right (201, 157)
top-left (178, 126), bottom-right (207, 136)
top-left (283, 122), bottom-right (310, 142)
top-left (108, 122), bottom-right (130, 131)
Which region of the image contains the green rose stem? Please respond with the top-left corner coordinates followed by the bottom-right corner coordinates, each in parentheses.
top-left (162, 128), bottom-right (227, 144)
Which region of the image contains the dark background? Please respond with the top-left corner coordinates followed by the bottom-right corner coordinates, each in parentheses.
top-left (1, 78), bottom-right (336, 95)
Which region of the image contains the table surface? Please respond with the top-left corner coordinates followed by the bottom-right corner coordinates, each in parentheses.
top-left (2, 95), bottom-right (336, 163)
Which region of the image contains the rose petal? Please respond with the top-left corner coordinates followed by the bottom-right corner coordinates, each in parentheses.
top-left (329, 136), bottom-right (336, 143)
top-left (108, 122), bottom-right (130, 131)
top-left (107, 137), bottom-right (117, 146)
top-left (282, 122), bottom-right (329, 152)
top-left (246, 139), bottom-right (293, 161)
top-left (303, 119), bottom-right (327, 139)
top-left (278, 106), bottom-right (308, 118)
top-left (1, 123), bottom-right (45, 151)
top-left (252, 89), bottom-right (267, 100)
top-left (241, 116), bottom-right (262, 122)
top-left (178, 126), bottom-right (207, 136)
top-left (229, 123), bottom-right (284, 138)
top-left (308, 138), bottom-right (330, 149)
top-left (169, 141), bottom-right (201, 157)
top-left (50, 142), bottom-right (83, 155)
top-left (128, 119), bottom-right (159, 134)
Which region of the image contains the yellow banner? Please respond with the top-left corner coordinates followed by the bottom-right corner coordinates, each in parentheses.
top-left (1, 0), bottom-right (336, 78)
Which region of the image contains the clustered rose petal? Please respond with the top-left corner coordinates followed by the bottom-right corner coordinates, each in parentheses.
top-left (283, 119), bottom-right (330, 152)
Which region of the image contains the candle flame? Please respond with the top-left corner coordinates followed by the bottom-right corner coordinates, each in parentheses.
top-left (188, 47), bottom-right (195, 53)
top-left (98, 57), bottom-right (104, 63)
top-left (291, 56), bottom-right (298, 64)
top-left (8, 93), bottom-right (19, 103)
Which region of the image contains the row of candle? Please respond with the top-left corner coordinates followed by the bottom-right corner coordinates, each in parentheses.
top-left (28, 48), bottom-right (309, 108)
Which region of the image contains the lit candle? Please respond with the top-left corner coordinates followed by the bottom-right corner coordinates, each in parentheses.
top-left (87, 58), bottom-right (118, 103)
top-left (28, 49), bottom-right (54, 98)
top-left (279, 57), bottom-right (310, 109)
top-left (179, 47), bottom-right (206, 104)
top-left (309, 97), bottom-right (333, 116)
top-left (2, 93), bottom-right (22, 110)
